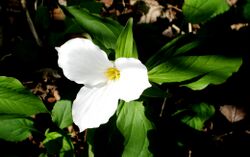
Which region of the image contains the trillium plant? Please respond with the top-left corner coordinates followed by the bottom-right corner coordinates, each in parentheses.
top-left (0, 1), bottom-right (247, 156)
top-left (56, 38), bottom-right (151, 131)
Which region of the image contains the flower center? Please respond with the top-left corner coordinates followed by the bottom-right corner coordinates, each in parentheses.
top-left (105, 67), bottom-right (120, 80)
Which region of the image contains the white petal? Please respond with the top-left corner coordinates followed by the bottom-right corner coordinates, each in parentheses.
top-left (114, 58), bottom-right (151, 102)
top-left (72, 84), bottom-right (119, 132)
top-left (56, 38), bottom-right (113, 86)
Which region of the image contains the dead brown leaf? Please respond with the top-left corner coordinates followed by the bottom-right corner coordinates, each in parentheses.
top-left (227, 0), bottom-right (238, 6)
top-left (220, 104), bottom-right (246, 123)
top-left (230, 23), bottom-right (249, 31)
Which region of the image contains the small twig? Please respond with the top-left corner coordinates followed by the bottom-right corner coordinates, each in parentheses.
top-left (172, 24), bottom-right (181, 34)
top-left (167, 4), bottom-right (182, 12)
top-left (188, 23), bottom-right (192, 33)
top-left (21, 0), bottom-right (43, 47)
top-left (84, 129), bottom-right (88, 143)
top-left (215, 131), bottom-right (234, 141)
top-left (159, 97), bottom-right (167, 117)
top-left (188, 149), bottom-right (192, 157)
top-left (0, 53), bottom-right (12, 61)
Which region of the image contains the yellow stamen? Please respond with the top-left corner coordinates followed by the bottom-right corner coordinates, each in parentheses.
top-left (105, 67), bottom-right (120, 80)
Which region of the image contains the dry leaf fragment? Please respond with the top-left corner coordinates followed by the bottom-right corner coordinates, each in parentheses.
top-left (138, 4), bottom-right (163, 23)
top-left (227, 0), bottom-right (238, 6)
top-left (220, 104), bottom-right (246, 123)
top-left (230, 23), bottom-right (249, 31)
top-left (101, 0), bottom-right (113, 7)
top-left (51, 7), bottom-right (66, 21)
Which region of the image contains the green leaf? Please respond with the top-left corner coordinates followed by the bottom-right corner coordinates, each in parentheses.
top-left (43, 131), bottom-right (74, 157)
top-left (67, 0), bottom-right (103, 13)
top-left (67, 0), bottom-right (103, 14)
top-left (0, 115), bottom-right (34, 142)
top-left (35, 6), bottom-right (50, 30)
top-left (175, 103), bottom-right (215, 130)
top-left (115, 18), bottom-right (138, 58)
top-left (52, 100), bottom-right (73, 129)
top-left (146, 34), bottom-right (199, 70)
top-left (192, 103), bottom-right (215, 119)
top-left (243, 0), bottom-right (250, 21)
top-left (116, 101), bottom-right (154, 157)
top-left (142, 85), bottom-right (167, 98)
top-left (64, 6), bottom-right (123, 50)
top-left (182, 0), bottom-right (230, 24)
top-left (79, 0), bottom-right (103, 14)
top-left (0, 76), bottom-right (48, 115)
top-left (88, 143), bottom-right (94, 157)
top-left (148, 55), bottom-right (242, 90)
top-left (39, 153), bottom-right (48, 157)
top-left (181, 116), bottom-right (204, 130)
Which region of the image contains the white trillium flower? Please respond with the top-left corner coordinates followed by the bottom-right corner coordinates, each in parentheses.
top-left (56, 38), bottom-right (151, 132)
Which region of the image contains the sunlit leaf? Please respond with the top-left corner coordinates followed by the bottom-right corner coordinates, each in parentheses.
top-left (115, 18), bottom-right (138, 58)
top-left (175, 103), bottom-right (215, 131)
top-left (182, 0), bottom-right (230, 24)
top-left (0, 76), bottom-right (48, 115)
top-left (52, 100), bottom-right (73, 129)
top-left (64, 6), bottom-right (123, 50)
top-left (116, 101), bottom-right (154, 157)
top-left (88, 143), bottom-right (94, 157)
top-left (0, 115), bottom-right (34, 142)
top-left (43, 131), bottom-right (74, 157)
top-left (146, 34), bottom-right (199, 70)
top-left (148, 55), bottom-right (242, 90)
top-left (192, 103), bottom-right (215, 119)
top-left (38, 153), bottom-right (48, 157)
top-left (220, 104), bottom-right (246, 123)
top-left (181, 116), bottom-right (204, 130)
